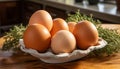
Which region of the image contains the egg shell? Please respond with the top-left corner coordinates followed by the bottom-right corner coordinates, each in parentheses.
top-left (50, 18), bottom-right (69, 37)
top-left (29, 10), bottom-right (53, 31)
top-left (73, 20), bottom-right (99, 50)
top-left (68, 22), bottom-right (77, 33)
top-left (23, 24), bottom-right (51, 52)
top-left (51, 30), bottom-right (76, 54)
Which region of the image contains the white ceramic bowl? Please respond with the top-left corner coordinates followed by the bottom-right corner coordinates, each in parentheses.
top-left (19, 38), bottom-right (107, 63)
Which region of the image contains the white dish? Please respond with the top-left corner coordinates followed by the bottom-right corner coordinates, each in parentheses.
top-left (19, 38), bottom-right (107, 63)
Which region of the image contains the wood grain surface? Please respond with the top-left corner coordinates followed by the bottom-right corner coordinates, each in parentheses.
top-left (0, 24), bottom-right (120, 69)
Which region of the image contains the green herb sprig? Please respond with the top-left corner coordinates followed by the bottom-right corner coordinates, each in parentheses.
top-left (2, 24), bottom-right (26, 51)
top-left (66, 10), bottom-right (101, 26)
top-left (66, 11), bottom-right (120, 56)
top-left (93, 26), bottom-right (120, 56)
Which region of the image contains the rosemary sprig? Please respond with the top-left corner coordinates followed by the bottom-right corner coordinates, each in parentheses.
top-left (92, 26), bottom-right (120, 56)
top-left (2, 24), bottom-right (26, 51)
top-left (66, 10), bottom-right (101, 26)
top-left (66, 11), bottom-right (120, 56)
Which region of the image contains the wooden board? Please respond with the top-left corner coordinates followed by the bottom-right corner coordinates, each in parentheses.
top-left (0, 24), bottom-right (120, 69)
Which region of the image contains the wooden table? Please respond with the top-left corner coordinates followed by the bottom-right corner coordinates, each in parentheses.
top-left (0, 24), bottom-right (120, 69)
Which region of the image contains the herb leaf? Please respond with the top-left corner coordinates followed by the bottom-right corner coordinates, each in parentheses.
top-left (2, 24), bottom-right (26, 51)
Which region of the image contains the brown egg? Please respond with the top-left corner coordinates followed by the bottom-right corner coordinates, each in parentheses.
top-left (29, 10), bottom-right (53, 31)
top-left (51, 30), bottom-right (76, 54)
top-left (73, 20), bottom-right (99, 50)
top-left (23, 24), bottom-right (51, 52)
top-left (68, 22), bottom-right (77, 33)
top-left (50, 18), bottom-right (69, 37)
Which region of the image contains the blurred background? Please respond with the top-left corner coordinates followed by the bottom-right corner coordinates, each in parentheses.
top-left (0, 0), bottom-right (119, 36)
